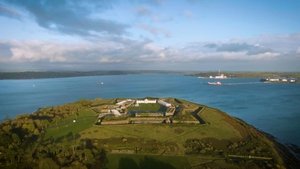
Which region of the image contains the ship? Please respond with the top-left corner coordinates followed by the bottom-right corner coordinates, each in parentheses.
top-left (209, 70), bottom-right (228, 79)
top-left (208, 81), bottom-right (222, 85)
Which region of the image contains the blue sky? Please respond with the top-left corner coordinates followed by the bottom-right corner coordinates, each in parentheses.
top-left (0, 0), bottom-right (300, 71)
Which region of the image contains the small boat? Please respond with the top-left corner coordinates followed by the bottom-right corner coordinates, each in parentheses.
top-left (208, 81), bottom-right (222, 85)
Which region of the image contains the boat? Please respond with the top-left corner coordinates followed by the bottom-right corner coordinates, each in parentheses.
top-left (213, 74), bottom-right (227, 79)
top-left (208, 81), bottom-right (222, 85)
top-left (209, 70), bottom-right (227, 79)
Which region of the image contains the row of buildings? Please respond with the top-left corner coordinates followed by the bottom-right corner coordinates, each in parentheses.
top-left (260, 78), bottom-right (296, 83)
top-left (98, 98), bottom-right (175, 120)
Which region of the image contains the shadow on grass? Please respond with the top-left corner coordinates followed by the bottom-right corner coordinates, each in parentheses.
top-left (118, 156), bottom-right (175, 169)
top-left (118, 157), bottom-right (139, 169)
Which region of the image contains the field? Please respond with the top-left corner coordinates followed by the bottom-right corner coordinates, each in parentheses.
top-left (0, 97), bottom-right (293, 169)
top-left (106, 153), bottom-right (241, 169)
top-left (44, 103), bottom-right (242, 152)
top-left (39, 98), bottom-right (286, 169)
top-left (79, 106), bottom-right (242, 156)
top-left (44, 108), bottom-right (97, 139)
top-left (106, 153), bottom-right (190, 169)
top-left (128, 103), bottom-right (167, 114)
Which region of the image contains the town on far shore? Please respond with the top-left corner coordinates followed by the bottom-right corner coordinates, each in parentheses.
top-left (193, 71), bottom-right (298, 84)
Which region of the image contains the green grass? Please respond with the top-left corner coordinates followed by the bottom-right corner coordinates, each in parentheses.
top-left (128, 103), bottom-right (166, 113)
top-left (80, 122), bottom-right (241, 155)
top-left (81, 107), bottom-right (241, 143)
top-left (106, 153), bottom-right (190, 169)
top-left (44, 108), bottom-right (97, 139)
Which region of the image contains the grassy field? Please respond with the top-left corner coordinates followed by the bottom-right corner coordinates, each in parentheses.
top-left (44, 108), bottom-right (97, 139)
top-left (106, 153), bottom-right (190, 169)
top-left (81, 106), bottom-right (241, 141)
top-left (77, 105), bottom-right (242, 156)
top-left (0, 97), bottom-right (289, 169)
top-left (81, 124), bottom-right (240, 154)
top-left (106, 153), bottom-right (237, 169)
top-left (128, 103), bottom-right (166, 113)
top-left (43, 102), bottom-right (242, 151)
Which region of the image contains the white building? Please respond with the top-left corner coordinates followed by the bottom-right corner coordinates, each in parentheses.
top-left (269, 78), bottom-right (280, 82)
top-left (116, 99), bottom-right (133, 106)
top-left (110, 109), bottom-right (121, 116)
top-left (158, 100), bottom-right (172, 107)
top-left (136, 99), bottom-right (157, 104)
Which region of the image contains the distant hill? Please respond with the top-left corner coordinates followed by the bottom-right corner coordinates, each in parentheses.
top-left (0, 98), bottom-right (298, 169)
top-left (0, 70), bottom-right (180, 80)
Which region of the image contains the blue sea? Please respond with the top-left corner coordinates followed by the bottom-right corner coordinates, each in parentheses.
top-left (0, 74), bottom-right (300, 146)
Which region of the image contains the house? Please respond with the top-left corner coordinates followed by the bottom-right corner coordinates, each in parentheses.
top-left (136, 99), bottom-right (157, 104)
top-left (110, 109), bottom-right (121, 116)
top-left (158, 100), bottom-right (172, 107)
top-left (268, 78), bottom-right (280, 82)
top-left (116, 99), bottom-right (133, 106)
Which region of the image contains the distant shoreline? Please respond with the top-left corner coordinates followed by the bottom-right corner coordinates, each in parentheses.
top-left (1, 70), bottom-right (300, 80)
top-left (187, 71), bottom-right (300, 81)
top-left (0, 70), bottom-right (182, 80)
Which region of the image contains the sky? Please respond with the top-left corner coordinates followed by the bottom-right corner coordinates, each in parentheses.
top-left (0, 0), bottom-right (300, 71)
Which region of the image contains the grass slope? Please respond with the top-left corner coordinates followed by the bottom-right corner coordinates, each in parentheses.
top-left (39, 98), bottom-right (290, 169)
top-left (45, 108), bottom-right (97, 139)
top-left (106, 153), bottom-right (190, 169)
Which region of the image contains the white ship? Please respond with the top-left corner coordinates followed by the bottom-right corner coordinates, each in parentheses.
top-left (209, 70), bottom-right (227, 79)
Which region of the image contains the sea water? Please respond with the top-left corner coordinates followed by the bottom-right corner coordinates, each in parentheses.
top-left (0, 73), bottom-right (300, 146)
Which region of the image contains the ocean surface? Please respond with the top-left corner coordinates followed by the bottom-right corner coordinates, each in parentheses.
top-left (0, 74), bottom-right (300, 146)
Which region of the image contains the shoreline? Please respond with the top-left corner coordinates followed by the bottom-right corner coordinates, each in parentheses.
top-left (234, 117), bottom-right (300, 168)
top-left (1, 70), bottom-right (300, 80)
top-left (0, 97), bottom-right (299, 168)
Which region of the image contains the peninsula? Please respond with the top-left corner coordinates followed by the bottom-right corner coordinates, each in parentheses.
top-left (0, 98), bottom-right (298, 169)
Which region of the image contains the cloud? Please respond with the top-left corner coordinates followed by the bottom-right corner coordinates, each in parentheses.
top-left (183, 10), bottom-right (193, 18)
top-left (141, 0), bottom-right (166, 6)
top-left (0, 42), bottom-right (12, 57)
top-left (139, 24), bottom-right (171, 37)
top-left (246, 33), bottom-right (300, 53)
top-left (0, 38), bottom-right (290, 65)
top-left (204, 42), bottom-right (273, 55)
top-left (297, 47), bottom-right (300, 54)
top-left (0, 38), bottom-right (162, 64)
top-left (0, 4), bottom-right (21, 19)
top-left (136, 6), bottom-right (152, 17)
top-left (2, 0), bottom-right (128, 36)
top-left (0, 33), bottom-right (299, 71)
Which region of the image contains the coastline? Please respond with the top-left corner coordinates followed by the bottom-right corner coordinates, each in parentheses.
top-left (0, 98), bottom-right (299, 168)
top-left (0, 70), bottom-right (182, 80)
top-left (1, 71), bottom-right (300, 80)
top-left (234, 117), bottom-right (300, 169)
top-left (188, 71), bottom-right (300, 79)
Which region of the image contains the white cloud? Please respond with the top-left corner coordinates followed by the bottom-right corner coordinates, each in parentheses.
top-left (138, 24), bottom-right (171, 38)
top-left (297, 47), bottom-right (300, 54)
top-left (98, 57), bottom-right (122, 63)
top-left (10, 41), bottom-right (68, 62)
top-left (183, 10), bottom-right (193, 18)
top-left (0, 33), bottom-right (299, 71)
